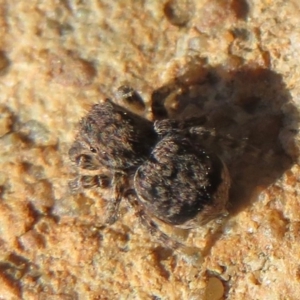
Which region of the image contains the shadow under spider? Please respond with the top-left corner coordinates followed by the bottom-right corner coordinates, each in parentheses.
top-left (151, 58), bottom-right (298, 254)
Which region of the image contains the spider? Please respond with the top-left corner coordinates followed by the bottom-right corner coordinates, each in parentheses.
top-left (68, 97), bottom-right (157, 224)
top-left (69, 93), bottom-right (230, 249)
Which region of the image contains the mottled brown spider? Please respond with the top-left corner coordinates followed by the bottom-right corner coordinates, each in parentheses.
top-left (69, 93), bottom-right (230, 249)
top-left (68, 98), bottom-right (157, 224)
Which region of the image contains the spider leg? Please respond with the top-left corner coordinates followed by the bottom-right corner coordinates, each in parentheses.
top-left (105, 172), bottom-right (126, 225)
top-left (115, 85), bottom-right (145, 113)
top-left (69, 174), bottom-right (111, 191)
top-left (125, 191), bottom-right (186, 250)
top-left (154, 118), bottom-right (215, 139)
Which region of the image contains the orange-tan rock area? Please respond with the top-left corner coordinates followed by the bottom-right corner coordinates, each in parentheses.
top-left (1, 1), bottom-right (300, 299)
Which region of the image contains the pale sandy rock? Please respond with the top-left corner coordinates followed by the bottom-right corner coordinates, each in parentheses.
top-left (0, 273), bottom-right (20, 300)
top-left (0, 105), bottom-right (13, 137)
top-left (1, 0), bottom-right (300, 299)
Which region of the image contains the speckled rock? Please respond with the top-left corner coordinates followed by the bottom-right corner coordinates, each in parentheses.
top-left (1, 0), bottom-right (300, 299)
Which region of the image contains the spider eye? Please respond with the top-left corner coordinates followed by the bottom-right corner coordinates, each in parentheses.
top-left (90, 146), bottom-right (97, 153)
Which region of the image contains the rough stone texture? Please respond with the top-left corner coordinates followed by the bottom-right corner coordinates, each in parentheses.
top-left (1, 0), bottom-right (300, 299)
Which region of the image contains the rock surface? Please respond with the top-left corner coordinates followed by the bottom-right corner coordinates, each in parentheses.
top-left (1, 0), bottom-right (300, 299)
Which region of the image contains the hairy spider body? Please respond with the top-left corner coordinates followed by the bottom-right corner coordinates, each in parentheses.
top-left (134, 125), bottom-right (230, 229)
top-left (69, 98), bottom-right (157, 224)
top-left (69, 93), bottom-right (230, 249)
top-left (69, 98), bottom-right (156, 171)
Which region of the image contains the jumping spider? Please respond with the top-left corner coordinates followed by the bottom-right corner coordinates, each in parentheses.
top-left (68, 98), bottom-right (157, 224)
top-left (69, 91), bottom-right (230, 249)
